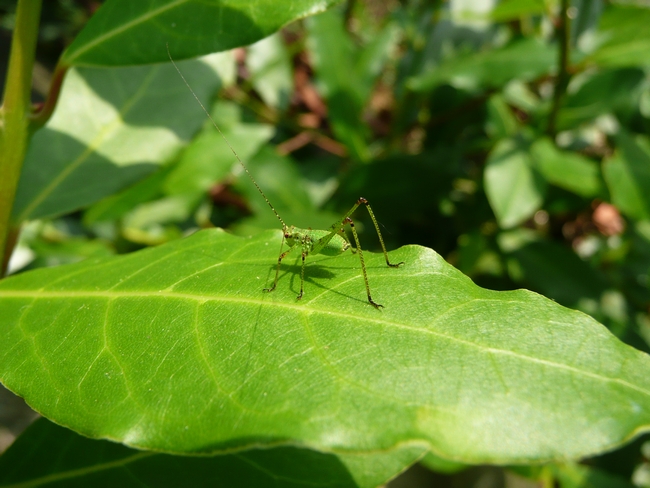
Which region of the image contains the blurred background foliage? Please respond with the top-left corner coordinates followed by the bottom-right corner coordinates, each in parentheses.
top-left (2, 0), bottom-right (650, 486)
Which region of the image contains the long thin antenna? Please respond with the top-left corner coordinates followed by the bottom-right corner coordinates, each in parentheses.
top-left (166, 43), bottom-right (286, 228)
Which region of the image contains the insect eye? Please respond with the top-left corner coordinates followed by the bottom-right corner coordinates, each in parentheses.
top-left (284, 233), bottom-right (290, 238)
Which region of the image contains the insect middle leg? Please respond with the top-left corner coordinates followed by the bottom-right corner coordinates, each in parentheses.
top-left (264, 233), bottom-right (292, 293)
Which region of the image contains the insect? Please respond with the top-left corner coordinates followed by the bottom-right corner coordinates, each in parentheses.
top-left (167, 45), bottom-right (404, 308)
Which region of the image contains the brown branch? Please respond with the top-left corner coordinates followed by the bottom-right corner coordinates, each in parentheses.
top-left (30, 62), bottom-right (68, 129)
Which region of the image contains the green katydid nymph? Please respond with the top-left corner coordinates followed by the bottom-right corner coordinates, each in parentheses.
top-left (168, 45), bottom-right (404, 308)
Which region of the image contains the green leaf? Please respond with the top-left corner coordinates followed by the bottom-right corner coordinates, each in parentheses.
top-left (354, 22), bottom-right (400, 107)
top-left (556, 68), bottom-right (645, 131)
top-left (163, 123), bottom-right (273, 195)
top-left (489, 0), bottom-right (546, 22)
top-left (485, 94), bottom-right (519, 140)
top-left (12, 56), bottom-right (226, 222)
top-left (408, 38), bottom-right (556, 92)
top-left (419, 451), bottom-right (468, 475)
top-left (247, 33), bottom-right (293, 110)
top-left (1, 229), bottom-right (649, 464)
top-left (62, 0), bottom-right (340, 67)
top-left (552, 462), bottom-right (636, 488)
top-left (119, 193), bottom-right (200, 245)
top-left (603, 131), bottom-right (650, 221)
top-left (590, 5), bottom-right (650, 68)
top-left (530, 138), bottom-right (603, 197)
top-left (307, 9), bottom-right (370, 161)
top-left (500, 236), bottom-right (609, 307)
top-left (84, 165), bottom-right (175, 225)
top-left (485, 136), bottom-right (546, 228)
top-left (0, 418), bottom-right (424, 488)
top-left (22, 237), bottom-right (115, 271)
top-left (234, 146), bottom-right (327, 233)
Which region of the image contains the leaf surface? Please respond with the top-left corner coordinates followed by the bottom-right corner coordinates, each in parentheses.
top-left (0, 230), bottom-right (649, 463)
top-left (62, 0), bottom-right (339, 67)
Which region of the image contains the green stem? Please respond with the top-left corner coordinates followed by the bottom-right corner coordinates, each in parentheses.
top-left (547, 0), bottom-right (571, 137)
top-left (0, 0), bottom-right (43, 276)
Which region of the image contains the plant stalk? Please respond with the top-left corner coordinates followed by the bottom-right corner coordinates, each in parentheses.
top-left (0, 0), bottom-right (43, 276)
top-left (547, 0), bottom-right (571, 137)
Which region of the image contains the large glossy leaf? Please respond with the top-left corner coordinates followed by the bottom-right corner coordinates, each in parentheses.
top-left (62, 0), bottom-right (340, 67)
top-left (0, 418), bottom-right (423, 488)
top-left (1, 229), bottom-right (649, 463)
top-left (12, 55), bottom-right (228, 222)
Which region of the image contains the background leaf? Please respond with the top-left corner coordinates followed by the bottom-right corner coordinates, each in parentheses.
top-left (12, 55), bottom-right (228, 222)
top-left (247, 33), bottom-right (294, 111)
top-left (485, 135), bottom-right (546, 228)
top-left (0, 230), bottom-right (649, 464)
top-left (307, 9), bottom-right (370, 161)
top-left (530, 138), bottom-right (603, 197)
top-left (589, 5), bottom-right (650, 68)
top-left (500, 235), bottom-right (609, 307)
top-left (556, 68), bottom-right (645, 131)
top-left (408, 38), bottom-right (556, 92)
top-left (0, 418), bottom-right (424, 488)
top-left (603, 131), bottom-right (650, 221)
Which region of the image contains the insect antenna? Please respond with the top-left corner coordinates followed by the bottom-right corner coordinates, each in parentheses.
top-left (166, 43), bottom-right (286, 228)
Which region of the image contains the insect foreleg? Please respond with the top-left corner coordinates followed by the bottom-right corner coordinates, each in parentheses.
top-left (297, 247), bottom-right (307, 300)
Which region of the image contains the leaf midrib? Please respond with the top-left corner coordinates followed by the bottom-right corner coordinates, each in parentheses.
top-left (2, 289), bottom-right (648, 398)
top-left (1, 451), bottom-right (155, 488)
top-left (16, 66), bottom-right (162, 221)
top-left (64, 0), bottom-right (187, 65)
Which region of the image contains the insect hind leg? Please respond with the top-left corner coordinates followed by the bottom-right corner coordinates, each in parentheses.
top-left (344, 216), bottom-right (383, 309)
top-left (356, 197), bottom-right (405, 268)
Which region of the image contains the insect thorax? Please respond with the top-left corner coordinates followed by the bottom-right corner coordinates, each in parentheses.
top-left (285, 227), bottom-right (350, 256)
